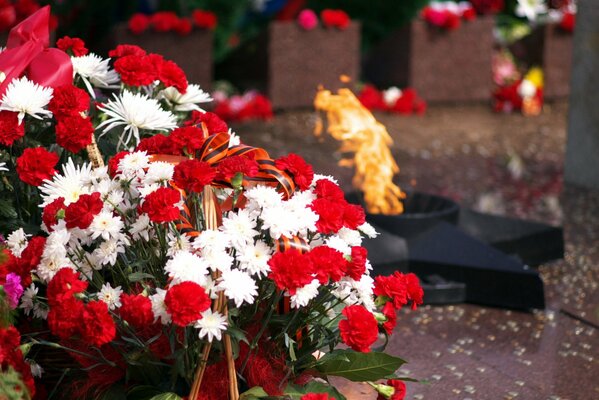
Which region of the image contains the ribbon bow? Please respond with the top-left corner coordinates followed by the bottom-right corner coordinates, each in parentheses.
top-left (0, 6), bottom-right (72, 95)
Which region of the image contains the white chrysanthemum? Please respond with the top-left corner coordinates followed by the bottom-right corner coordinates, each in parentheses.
top-left (118, 150), bottom-right (151, 177)
top-left (194, 309), bottom-right (227, 342)
top-left (220, 209), bottom-right (258, 250)
top-left (358, 222), bottom-right (378, 238)
top-left (36, 261), bottom-right (75, 283)
top-left (383, 86), bottom-right (402, 107)
top-left (151, 288), bottom-right (171, 324)
top-left (143, 161), bottom-right (175, 186)
top-left (92, 239), bottom-right (125, 266)
top-left (98, 283), bottom-right (123, 310)
top-left (337, 227), bottom-right (362, 247)
top-left (40, 159), bottom-right (94, 206)
top-left (164, 251), bottom-right (209, 286)
top-left (130, 214), bottom-right (151, 241)
top-left (353, 275), bottom-right (376, 311)
top-left (0, 77), bottom-right (53, 124)
top-left (90, 211), bottom-right (124, 241)
top-left (245, 185), bottom-right (283, 213)
top-left (228, 129), bottom-right (241, 147)
top-left (202, 276), bottom-right (218, 299)
top-left (217, 269), bottom-right (258, 307)
top-left (19, 284), bottom-right (38, 316)
top-left (518, 79), bottom-right (537, 99)
top-left (6, 228), bottom-right (28, 257)
top-left (290, 279), bottom-right (320, 308)
top-left (161, 84), bottom-right (212, 112)
top-left (202, 249), bottom-right (234, 273)
top-left (260, 205), bottom-right (296, 239)
top-left (71, 53), bottom-right (119, 96)
top-left (237, 240), bottom-right (272, 277)
top-left (0, 162), bottom-right (8, 172)
top-left (97, 90), bottom-right (177, 149)
top-left (282, 196), bottom-right (319, 237)
top-left (515, 0), bottom-right (548, 21)
top-left (193, 229), bottom-right (231, 254)
top-left (324, 235), bottom-right (351, 256)
top-left (167, 232), bottom-right (193, 257)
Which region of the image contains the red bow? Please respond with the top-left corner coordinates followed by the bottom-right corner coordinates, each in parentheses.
top-left (0, 6), bottom-right (72, 96)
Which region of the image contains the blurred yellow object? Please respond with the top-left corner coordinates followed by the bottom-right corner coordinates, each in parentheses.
top-left (314, 87), bottom-right (405, 215)
top-left (525, 67), bottom-right (544, 89)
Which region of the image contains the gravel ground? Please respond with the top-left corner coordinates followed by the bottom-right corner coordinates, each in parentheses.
top-left (233, 101), bottom-right (599, 400)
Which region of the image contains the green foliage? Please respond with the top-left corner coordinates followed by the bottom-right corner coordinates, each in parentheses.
top-left (0, 367), bottom-right (32, 400)
top-left (315, 349), bottom-right (406, 382)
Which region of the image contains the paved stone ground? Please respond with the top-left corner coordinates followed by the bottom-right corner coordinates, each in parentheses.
top-left (233, 101), bottom-right (599, 400)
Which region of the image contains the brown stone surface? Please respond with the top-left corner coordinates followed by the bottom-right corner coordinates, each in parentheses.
top-left (364, 18), bottom-right (495, 103)
top-left (544, 24), bottom-right (573, 99)
top-left (112, 25), bottom-right (213, 89)
top-left (234, 101), bottom-right (599, 399)
top-left (268, 22), bottom-right (360, 109)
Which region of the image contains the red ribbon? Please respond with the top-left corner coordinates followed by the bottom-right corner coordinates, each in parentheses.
top-left (0, 6), bottom-right (72, 96)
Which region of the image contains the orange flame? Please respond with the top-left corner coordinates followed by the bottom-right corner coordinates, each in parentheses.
top-left (314, 87), bottom-right (405, 215)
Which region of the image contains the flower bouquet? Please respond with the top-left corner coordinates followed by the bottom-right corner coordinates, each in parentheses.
top-left (0, 6), bottom-right (423, 400)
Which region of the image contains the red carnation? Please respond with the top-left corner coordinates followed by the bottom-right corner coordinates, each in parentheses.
top-left (16, 147), bottom-right (59, 186)
top-left (275, 153), bottom-right (314, 191)
top-left (236, 94), bottom-right (273, 121)
top-left (114, 54), bottom-right (158, 87)
top-left (405, 273), bottom-right (424, 309)
top-left (128, 13), bottom-right (150, 35)
top-left (42, 197), bottom-right (66, 231)
top-left (0, 111), bottom-right (24, 146)
top-left (157, 58), bottom-right (188, 93)
top-left (373, 272), bottom-right (409, 309)
top-left (321, 9), bottom-right (351, 29)
top-left (469, 0), bottom-right (504, 15)
top-left (301, 394), bottom-right (334, 400)
top-left (314, 179), bottom-right (345, 202)
top-left (358, 85), bottom-right (386, 111)
top-left (141, 187), bottom-right (181, 223)
top-left (136, 134), bottom-right (178, 155)
top-left (108, 151), bottom-right (129, 177)
top-left (64, 192), bottom-right (103, 230)
top-left (343, 203), bottom-right (366, 230)
top-left (268, 250), bottom-right (314, 295)
top-left (377, 379), bottom-right (407, 400)
top-left (560, 12), bottom-right (575, 33)
top-left (169, 126), bottom-right (205, 155)
top-left (217, 155), bottom-right (259, 180)
top-left (47, 268), bottom-right (88, 307)
top-left (310, 198), bottom-right (344, 234)
top-left (175, 17), bottom-right (193, 36)
top-left (81, 300), bottom-right (117, 346)
top-left (0, 325), bottom-right (36, 396)
top-left (381, 302), bottom-right (397, 335)
top-left (119, 294), bottom-right (154, 328)
top-left (48, 85), bottom-right (90, 118)
top-left (338, 305), bottom-right (379, 352)
top-left (11, 236), bottom-right (45, 286)
top-left (347, 246), bottom-right (367, 280)
top-left (309, 245), bottom-right (347, 284)
top-left (47, 297), bottom-right (85, 339)
top-left (56, 36), bottom-right (88, 56)
top-left (55, 115), bottom-right (94, 153)
top-left (109, 44), bottom-right (147, 59)
top-left (151, 11), bottom-right (179, 32)
top-left (165, 281), bottom-right (211, 326)
top-left (185, 111), bottom-right (229, 135)
top-left (172, 159), bottom-right (216, 193)
top-left (192, 9), bottom-right (217, 30)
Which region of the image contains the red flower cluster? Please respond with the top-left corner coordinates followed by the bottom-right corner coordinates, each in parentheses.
top-left (275, 153), bottom-right (314, 191)
top-left (140, 187), bottom-right (182, 223)
top-left (377, 380), bottom-right (407, 400)
top-left (310, 245), bottom-right (347, 284)
top-left (184, 110), bottom-right (229, 134)
top-left (109, 44), bottom-right (146, 58)
top-left (42, 197), bottom-right (66, 231)
top-left (56, 35), bottom-right (88, 56)
top-left (0, 110), bottom-right (24, 146)
top-left (216, 155), bottom-right (259, 181)
top-left (469, 0), bottom-right (504, 15)
top-left (64, 192), bottom-right (103, 229)
top-left (3, 236), bottom-right (45, 286)
top-left (560, 11), bottom-right (575, 33)
top-left (113, 50), bottom-right (188, 93)
top-left (309, 179), bottom-right (366, 234)
top-left (81, 300), bottom-right (117, 346)
top-left (493, 79), bottom-right (543, 115)
top-left (49, 84), bottom-right (93, 153)
top-left (119, 294), bottom-right (154, 328)
top-left (321, 9), bottom-right (351, 29)
top-left (15, 147), bottom-right (58, 186)
top-left (268, 249), bottom-right (314, 294)
top-left (358, 85), bottom-right (426, 115)
top-left (338, 304), bottom-right (379, 352)
top-left (212, 92), bottom-right (273, 123)
top-left (0, 325), bottom-right (35, 397)
top-left (164, 281), bottom-right (211, 326)
top-left (422, 3), bottom-right (476, 30)
top-left (128, 9), bottom-right (217, 36)
top-left (0, 0), bottom-right (48, 32)
top-left (374, 271), bottom-right (424, 310)
top-left (47, 268), bottom-right (88, 307)
top-left (173, 158), bottom-right (216, 193)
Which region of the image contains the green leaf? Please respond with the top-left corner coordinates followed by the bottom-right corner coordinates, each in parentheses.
top-left (148, 393), bottom-right (183, 400)
top-left (240, 386), bottom-right (269, 399)
top-left (315, 349), bottom-right (406, 382)
top-left (284, 382), bottom-right (346, 400)
top-left (128, 272), bottom-right (155, 282)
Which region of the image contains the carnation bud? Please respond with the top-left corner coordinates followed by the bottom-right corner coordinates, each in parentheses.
top-left (231, 172), bottom-right (244, 190)
top-left (375, 295), bottom-right (390, 307)
top-left (373, 311), bottom-right (387, 323)
top-left (370, 382), bottom-right (395, 399)
top-left (56, 209), bottom-right (65, 220)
